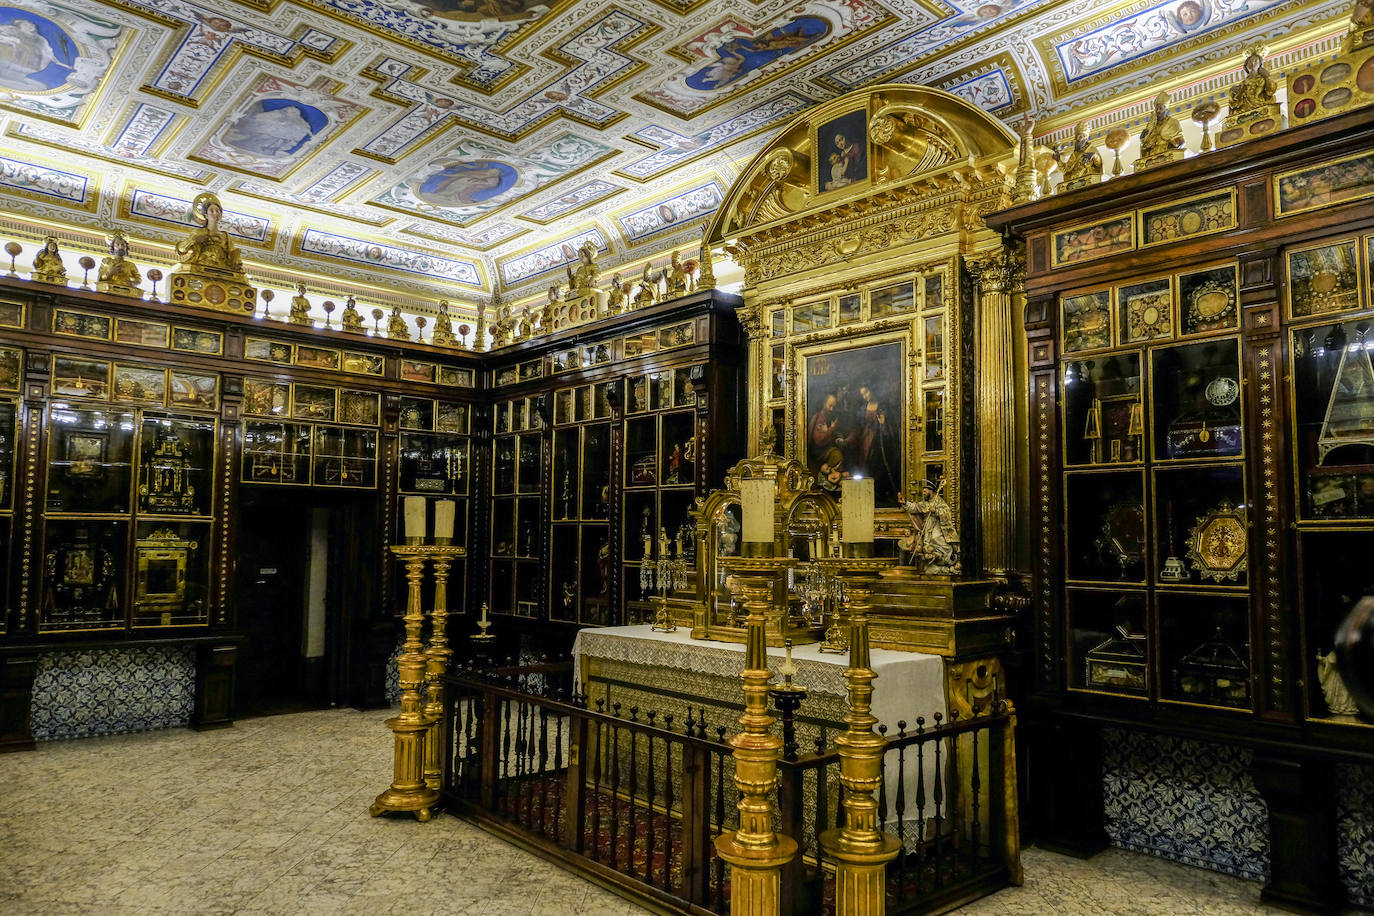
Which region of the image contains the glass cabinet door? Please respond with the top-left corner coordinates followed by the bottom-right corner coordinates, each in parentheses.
top-left (47, 406), bottom-right (137, 514)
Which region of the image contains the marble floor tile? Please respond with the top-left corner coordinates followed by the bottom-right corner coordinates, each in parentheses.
top-left (0, 708), bottom-right (1313, 915)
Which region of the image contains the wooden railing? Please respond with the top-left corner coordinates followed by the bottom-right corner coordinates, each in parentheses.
top-left (438, 657), bottom-right (1018, 915)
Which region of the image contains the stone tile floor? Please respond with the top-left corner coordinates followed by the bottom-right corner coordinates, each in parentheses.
top-left (0, 708), bottom-right (1291, 915)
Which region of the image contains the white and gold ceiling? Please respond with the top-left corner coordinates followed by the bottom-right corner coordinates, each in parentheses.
top-left (0, 0), bottom-right (1352, 310)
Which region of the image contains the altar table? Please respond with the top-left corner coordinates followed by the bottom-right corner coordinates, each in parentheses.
top-left (573, 624), bottom-right (947, 736)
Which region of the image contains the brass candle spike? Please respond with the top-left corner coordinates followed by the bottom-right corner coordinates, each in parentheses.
top-left (78, 256), bottom-right (95, 289)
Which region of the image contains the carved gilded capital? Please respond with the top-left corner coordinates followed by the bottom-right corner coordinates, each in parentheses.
top-left (966, 246), bottom-right (1026, 295)
top-left (737, 302), bottom-right (766, 340)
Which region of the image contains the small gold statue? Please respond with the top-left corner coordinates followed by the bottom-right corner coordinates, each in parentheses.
top-left (697, 221), bottom-right (716, 290)
top-left (1217, 44), bottom-right (1280, 147)
top-left (1056, 121), bottom-right (1103, 192)
top-left (387, 305), bottom-right (410, 340)
top-left (341, 295), bottom-right (364, 333)
top-left (97, 230), bottom-right (141, 297)
top-left (607, 272), bottom-right (627, 313)
top-left (288, 282), bottom-right (312, 326)
top-left (176, 192), bottom-right (243, 273)
top-left (1134, 91), bottom-right (1186, 172)
top-left (432, 300), bottom-right (455, 346)
top-left (633, 262), bottom-right (657, 309)
top-left (1346, 0), bottom-right (1374, 53)
top-left (666, 250), bottom-right (688, 298)
top-left (564, 238), bottom-right (599, 301)
top-left (31, 236), bottom-right (67, 285)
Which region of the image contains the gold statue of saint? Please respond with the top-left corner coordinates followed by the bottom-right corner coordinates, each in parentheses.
top-left (97, 231), bottom-right (141, 297)
top-left (1217, 44), bottom-right (1281, 147)
top-left (176, 192), bottom-right (243, 273)
top-left (1056, 121), bottom-right (1102, 192)
top-left (31, 236), bottom-right (66, 285)
top-left (432, 300), bottom-right (455, 346)
top-left (341, 295), bottom-right (364, 333)
top-left (1135, 91), bottom-right (1186, 171)
top-left (607, 272), bottom-right (627, 313)
top-left (387, 305), bottom-right (410, 341)
top-left (633, 262), bottom-right (657, 309)
top-left (666, 251), bottom-right (688, 297)
top-left (288, 282), bottom-right (312, 326)
top-left (564, 239), bottom-right (599, 300)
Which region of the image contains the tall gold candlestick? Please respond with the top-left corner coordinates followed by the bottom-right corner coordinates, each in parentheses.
top-left (423, 545), bottom-right (466, 792)
top-left (370, 547), bottom-right (439, 821)
top-left (715, 553), bottom-right (796, 915)
top-left (818, 556), bottom-right (900, 914)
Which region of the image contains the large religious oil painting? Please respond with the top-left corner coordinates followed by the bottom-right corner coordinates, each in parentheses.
top-left (815, 108), bottom-right (867, 195)
top-left (800, 338), bottom-right (904, 507)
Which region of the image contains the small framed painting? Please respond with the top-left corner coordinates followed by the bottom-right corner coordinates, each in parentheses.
top-left (114, 318), bottom-right (170, 349)
top-left (172, 327), bottom-right (224, 355)
top-left (815, 108), bottom-right (868, 195)
top-left (169, 372), bottom-right (219, 410)
top-left (112, 365), bottom-right (166, 405)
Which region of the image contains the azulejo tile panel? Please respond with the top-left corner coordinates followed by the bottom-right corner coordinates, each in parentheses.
top-left (1337, 762), bottom-right (1374, 908)
top-left (1102, 727), bottom-right (1270, 881)
top-left (30, 645), bottom-right (194, 741)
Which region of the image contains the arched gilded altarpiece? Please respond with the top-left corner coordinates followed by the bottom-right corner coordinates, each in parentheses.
top-left (708, 85), bottom-right (1027, 577)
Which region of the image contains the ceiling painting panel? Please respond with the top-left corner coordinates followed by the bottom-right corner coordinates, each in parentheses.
top-left (401, 219), bottom-right (527, 249)
top-left (295, 226), bottom-right (484, 286)
top-left (190, 74), bottom-right (368, 179)
top-left (373, 131), bottom-right (613, 224)
top-left (498, 225), bottom-right (604, 287)
top-left (635, 0), bottom-right (889, 117)
top-left (519, 178), bottom-right (621, 223)
top-left (0, 0), bottom-right (124, 125)
top-left (615, 179), bottom-right (721, 245)
top-left (0, 149), bottom-right (93, 207)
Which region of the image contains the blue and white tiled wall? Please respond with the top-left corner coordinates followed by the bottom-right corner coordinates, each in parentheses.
top-left (30, 646), bottom-right (195, 741)
top-left (1104, 727), bottom-right (1373, 907)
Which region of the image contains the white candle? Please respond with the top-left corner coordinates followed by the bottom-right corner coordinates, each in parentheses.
top-left (403, 496), bottom-right (426, 541)
top-left (779, 640), bottom-right (797, 679)
top-left (740, 478), bottom-right (773, 543)
top-left (434, 500), bottom-right (456, 540)
top-left (841, 477), bottom-right (874, 543)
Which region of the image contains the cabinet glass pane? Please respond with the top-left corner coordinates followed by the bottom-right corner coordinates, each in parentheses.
top-left (1062, 353), bottom-right (1143, 466)
top-left (662, 412), bottom-right (694, 486)
top-left (1068, 589), bottom-right (1148, 696)
top-left (581, 424), bottom-right (611, 519)
top-left (1298, 530), bottom-right (1374, 721)
top-left (552, 428), bottom-right (579, 520)
top-left (313, 426), bottom-right (377, 488)
top-left (1151, 338), bottom-right (1242, 460)
top-left (399, 433), bottom-right (467, 495)
top-left (1158, 593), bottom-right (1251, 709)
top-left (40, 518), bottom-right (127, 631)
top-left (131, 520), bottom-right (210, 627)
top-left (1065, 471), bottom-right (1146, 584)
top-left (1154, 465), bottom-right (1247, 586)
top-left (516, 434), bottom-right (540, 494)
top-left (241, 421), bottom-right (311, 485)
top-left (1292, 319), bottom-right (1374, 519)
top-left (138, 415), bottom-right (214, 516)
top-left (47, 406), bottom-right (136, 513)
top-left (493, 438), bottom-right (516, 494)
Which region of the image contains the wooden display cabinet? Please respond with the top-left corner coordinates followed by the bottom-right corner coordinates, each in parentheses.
top-left (989, 104), bottom-right (1374, 909)
top-left (480, 290), bottom-right (744, 643)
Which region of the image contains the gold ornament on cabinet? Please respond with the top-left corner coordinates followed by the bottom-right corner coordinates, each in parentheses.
top-left (1185, 501), bottom-right (1247, 582)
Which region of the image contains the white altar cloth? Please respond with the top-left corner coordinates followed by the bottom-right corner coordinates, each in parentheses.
top-left (572, 624), bottom-right (947, 734)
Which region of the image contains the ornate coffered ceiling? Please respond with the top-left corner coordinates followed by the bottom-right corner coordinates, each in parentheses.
top-left (0, 0), bottom-right (1351, 307)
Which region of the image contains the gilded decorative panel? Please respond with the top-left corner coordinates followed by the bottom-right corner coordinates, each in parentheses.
top-left (1138, 191), bottom-right (1236, 249)
top-left (1275, 150), bottom-right (1374, 218)
top-left (1051, 215), bottom-right (1134, 268)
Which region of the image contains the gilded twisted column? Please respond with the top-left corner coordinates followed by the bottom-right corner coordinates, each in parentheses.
top-left (370, 548), bottom-right (438, 821)
top-left (966, 248), bottom-right (1025, 577)
top-left (819, 558), bottom-right (899, 916)
top-left (715, 554), bottom-right (797, 915)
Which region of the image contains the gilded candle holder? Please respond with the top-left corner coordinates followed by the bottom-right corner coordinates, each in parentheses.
top-left (370, 545), bottom-right (439, 822)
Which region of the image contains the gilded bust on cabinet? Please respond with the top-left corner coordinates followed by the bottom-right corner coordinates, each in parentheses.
top-left (176, 192), bottom-right (243, 274)
top-left (97, 231), bottom-right (141, 297)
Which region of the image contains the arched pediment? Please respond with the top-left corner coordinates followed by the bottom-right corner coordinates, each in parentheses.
top-left (708, 85), bottom-right (1017, 244)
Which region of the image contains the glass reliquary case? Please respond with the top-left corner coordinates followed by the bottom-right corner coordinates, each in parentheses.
top-left (1287, 228), bottom-right (1374, 727)
top-left (1059, 257), bottom-right (1253, 710)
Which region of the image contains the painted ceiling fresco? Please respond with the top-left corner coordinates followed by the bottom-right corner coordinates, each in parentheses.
top-left (0, 0), bottom-right (1351, 302)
